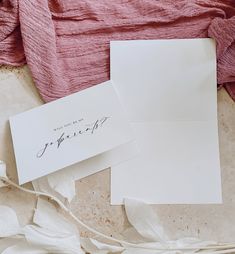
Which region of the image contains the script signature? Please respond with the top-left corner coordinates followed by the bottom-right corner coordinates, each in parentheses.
top-left (36, 116), bottom-right (110, 158)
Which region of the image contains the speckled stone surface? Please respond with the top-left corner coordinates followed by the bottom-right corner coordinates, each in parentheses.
top-left (0, 65), bottom-right (234, 242)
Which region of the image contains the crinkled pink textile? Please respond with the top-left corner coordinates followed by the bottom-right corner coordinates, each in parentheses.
top-left (0, 0), bottom-right (235, 102)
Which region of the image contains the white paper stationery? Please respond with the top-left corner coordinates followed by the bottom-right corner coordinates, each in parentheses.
top-left (32, 140), bottom-right (138, 202)
top-left (110, 39), bottom-right (222, 204)
top-left (10, 81), bottom-right (135, 184)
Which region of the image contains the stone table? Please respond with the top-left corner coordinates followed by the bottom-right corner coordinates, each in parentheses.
top-left (0, 65), bottom-right (234, 242)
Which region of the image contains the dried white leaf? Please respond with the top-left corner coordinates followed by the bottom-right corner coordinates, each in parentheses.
top-left (0, 206), bottom-right (21, 237)
top-left (122, 241), bottom-right (165, 254)
top-left (33, 171), bottom-right (76, 203)
top-left (170, 238), bottom-right (218, 254)
top-left (32, 177), bottom-right (66, 204)
top-left (123, 247), bottom-right (180, 254)
top-left (81, 238), bottom-right (124, 254)
top-left (126, 239), bottom-right (218, 254)
top-left (0, 238), bottom-right (23, 252)
top-left (47, 173), bottom-right (76, 202)
top-left (175, 237), bottom-right (217, 248)
top-left (89, 238), bottom-right (124, 252)
top-left (23, 225), bottom-right (83, 254)
top-left (124, 199), bottom-right (168, 243)
top-left (1, 241), bottom-right (48, 254)
top-left (122, 250), bottom-right (138, 254)
top-left (126, 238), bottom-right (217, 254)
top-left (135, 242), bottom-right (164, 248)
top-left (34, 198), bottom-right (78, 235)
top-left (122, 248), bottom-right (160, 254)
top-left (0, 161), bottom-right (7, 188)
top-left (80, 238), bottom-right (96, 253)
top-left (81, 238), bottom-right (109, 254)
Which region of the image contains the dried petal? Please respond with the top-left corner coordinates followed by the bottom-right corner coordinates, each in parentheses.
top-left (0, 161), bottom-right (7, 188)
top-left (81, 238), bottom-right (108, 254)
top-left (32, 177), bottom-right (66, 203)
top-left (124, 199), bottom-right (168, 243)
top-left (122, 248), bottom-right (158, 254)
top-left (175, 237), bottom-right (216, 248)
top-left (34, 198), bottom-right (78, 234)
top-left (0, 206), bottom-right (21, 237)
top-left (2, 242), bottom-right (48, 254)
top-left (90, 238), bottom-right (124, 252)
top-left (0, 238), bottom-right (23, 252)
top-left (23, 225), bottom-right (83, 254)
top-left (47, 173), bottom-right (76, 202)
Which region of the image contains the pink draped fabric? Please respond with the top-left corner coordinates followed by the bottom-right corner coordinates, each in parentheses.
top-left (0, 0), bottom-right (235, 102)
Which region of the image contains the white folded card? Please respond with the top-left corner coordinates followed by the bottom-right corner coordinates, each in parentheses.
top-left (10, 81), bottom-right (134, 184)
top-left (110, 39), bottom-right (222, 204)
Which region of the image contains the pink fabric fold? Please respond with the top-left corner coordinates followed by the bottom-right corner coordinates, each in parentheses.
top-left (0, 0), bottom-right (235, 102)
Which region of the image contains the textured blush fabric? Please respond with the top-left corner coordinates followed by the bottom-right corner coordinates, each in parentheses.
top-left (0, 0), bottom-right (235, 102)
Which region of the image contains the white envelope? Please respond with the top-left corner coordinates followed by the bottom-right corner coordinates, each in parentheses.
top-left (110, 39), bottom-right (222, 204)
top-left (10, 81), bottom-right (136, 184)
